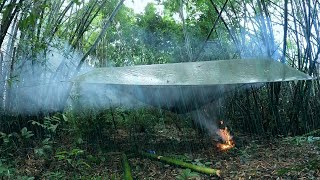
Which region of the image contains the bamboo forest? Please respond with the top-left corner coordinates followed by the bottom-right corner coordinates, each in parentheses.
top-left (0, 0), bottom-right (319, 179)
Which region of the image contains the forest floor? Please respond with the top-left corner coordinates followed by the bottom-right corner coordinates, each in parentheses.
top-left (127, 133), bottom-right (320, 179)
top-left (4, 124), bottom-right (319, 179)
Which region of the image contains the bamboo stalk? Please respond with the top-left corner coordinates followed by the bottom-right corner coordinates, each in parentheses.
top-left (302, 129), bottom-right (320, 137)
top-left (139, 151), bottom-right (221, 177)
top-left (122, 153), bottom-right (133, 180)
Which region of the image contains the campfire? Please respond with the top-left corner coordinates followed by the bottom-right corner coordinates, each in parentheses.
top-left (216, 121), bottom-right (235, 151)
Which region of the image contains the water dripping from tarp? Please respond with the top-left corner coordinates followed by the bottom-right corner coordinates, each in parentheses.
top-left (72, 59), bottom-right (312, 113)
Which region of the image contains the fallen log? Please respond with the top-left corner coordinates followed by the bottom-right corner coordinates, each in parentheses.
top-left (139, 151), bottom-right (221, 177)
top-left (122, 153), bottom-right (133, 180)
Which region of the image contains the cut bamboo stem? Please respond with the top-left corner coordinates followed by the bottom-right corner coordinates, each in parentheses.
top-left (122, 153), bottom-right (133, 180)
top-left (302, 129), bottom-right (320, 137)
top-left (139, 151), bottom-right (221, 177)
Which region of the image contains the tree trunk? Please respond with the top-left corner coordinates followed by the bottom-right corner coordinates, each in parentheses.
top-left (57, 0), bottom-right (125, 113)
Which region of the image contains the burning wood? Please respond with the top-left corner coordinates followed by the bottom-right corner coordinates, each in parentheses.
top-left (216, 121), bottom-right (235, 151)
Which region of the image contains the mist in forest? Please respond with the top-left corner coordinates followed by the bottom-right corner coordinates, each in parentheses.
top-left (1, 43), bottom-right (90, 115)
top-left (0, 19), bottom-right (275, 117)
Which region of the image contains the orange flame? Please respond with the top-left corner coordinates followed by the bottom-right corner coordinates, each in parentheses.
top-left (216, 125), bottom-right (235, 151)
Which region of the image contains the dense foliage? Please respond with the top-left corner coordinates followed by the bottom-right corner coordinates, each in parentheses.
top-left (0, 0), bottom-right (319, 178)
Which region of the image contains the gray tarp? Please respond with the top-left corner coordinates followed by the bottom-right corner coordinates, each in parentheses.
top-left (73, 59), bottom-right (312, 112)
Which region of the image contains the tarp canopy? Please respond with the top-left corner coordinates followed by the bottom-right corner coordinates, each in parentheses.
top-left (73, 59), bottom-right (312, 113)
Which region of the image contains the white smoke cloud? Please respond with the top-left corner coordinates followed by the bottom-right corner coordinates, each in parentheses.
top-left (1, 41), bottom-right (92, 114)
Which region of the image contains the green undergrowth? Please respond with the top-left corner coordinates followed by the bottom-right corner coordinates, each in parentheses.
top-left (0, 108), bottom-right (319, 179)
top-left (0, 108), bottom-right (194, 179)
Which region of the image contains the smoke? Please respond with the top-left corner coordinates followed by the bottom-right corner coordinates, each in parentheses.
top-left (189, 84), bottom-right (264, 138)
top-left (0, 37), bottom-right (268, 117)
top-left (73, 79), bottom-right (247, 114)
top-left (1, 42), bottom-right (93, 115)
top-left (1, 40), bottom-right (162, 115)
top-left (73, 84), bottom-right (150, 112)
top-left (1, 39), bottom-right (228, 115)
top-left (189, 97), bottom-right (226, 139)
top-left (0, 12), bottom-right (278, 116)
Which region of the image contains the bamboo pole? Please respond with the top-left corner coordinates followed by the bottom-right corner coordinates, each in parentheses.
top-left (122, 153), bottom-right (133, 180)
top-left (139, 151), bottom-right (221, 177)
top-left (302, 129), bottom-right (320, 137)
